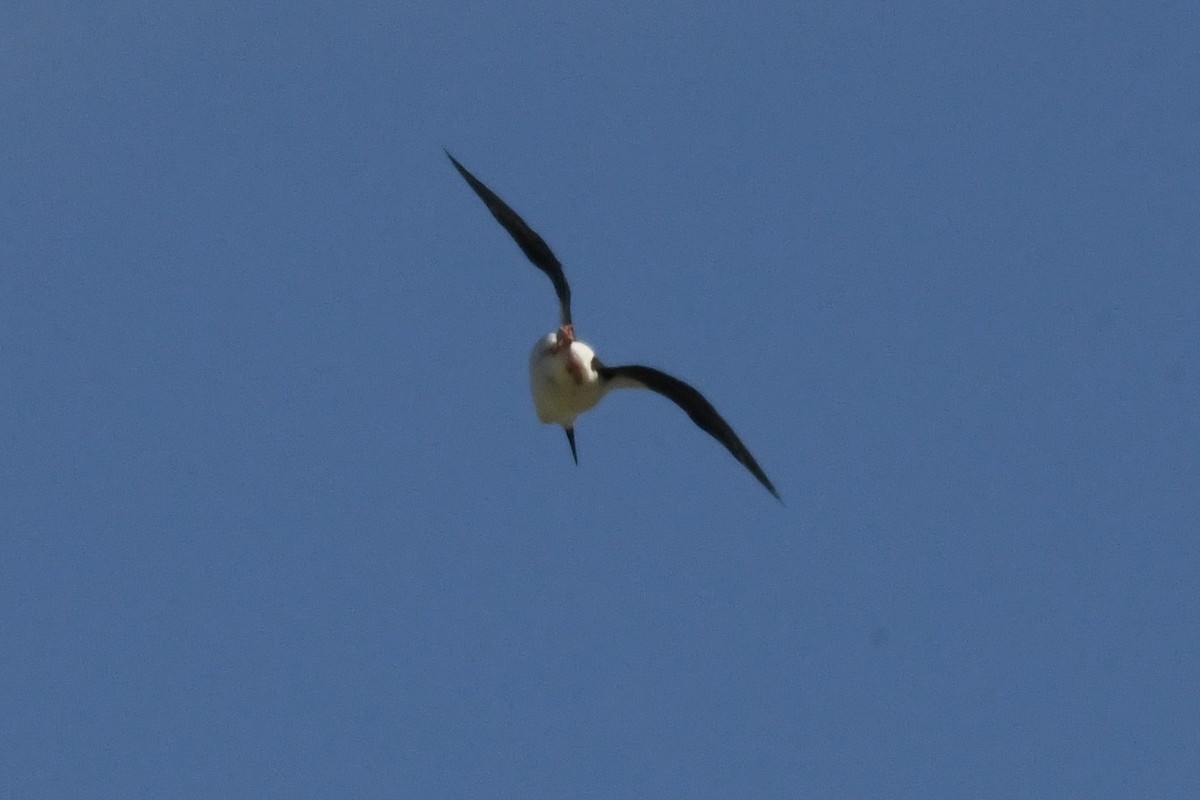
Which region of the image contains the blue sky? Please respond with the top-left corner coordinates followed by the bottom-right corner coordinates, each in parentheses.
top-left (3, 2), bottom-right (1198, 797)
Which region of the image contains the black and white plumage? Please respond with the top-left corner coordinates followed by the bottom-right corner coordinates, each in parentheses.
top-left (447, 151), bottom-right (779, 500)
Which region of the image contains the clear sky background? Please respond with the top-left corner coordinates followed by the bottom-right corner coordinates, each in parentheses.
top-left (3, 2), bottom-right (1198, 797)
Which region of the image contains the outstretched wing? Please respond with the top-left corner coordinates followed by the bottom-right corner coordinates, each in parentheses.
top-left (596, 362), bottom-right (780, 500)
top-left (445, 151), bottom-right (572, 326)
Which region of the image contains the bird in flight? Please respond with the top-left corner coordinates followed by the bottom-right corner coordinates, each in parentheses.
top-left (446, 151), bottom-right (779, 500)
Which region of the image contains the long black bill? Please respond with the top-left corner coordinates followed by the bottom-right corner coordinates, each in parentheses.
top-left (564, 427), bottom-right (578, 465)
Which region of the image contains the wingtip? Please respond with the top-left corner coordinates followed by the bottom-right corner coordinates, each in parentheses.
top-left (757, 472), bottom-right (782, 503)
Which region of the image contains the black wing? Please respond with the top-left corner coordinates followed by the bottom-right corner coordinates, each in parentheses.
top-left (445, 151), bottom-right (572, 326)
top-left (596, 362), bottom-right (780, 500)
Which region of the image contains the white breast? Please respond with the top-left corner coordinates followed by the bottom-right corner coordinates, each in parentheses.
top-left (528, 333), bottom-right (606, 426)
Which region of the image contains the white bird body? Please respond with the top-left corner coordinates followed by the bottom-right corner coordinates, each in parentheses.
top-left (528, 333), bottom-right (605, 427)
